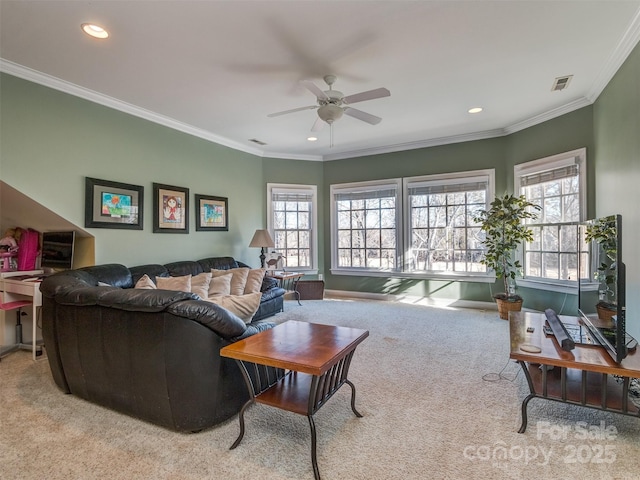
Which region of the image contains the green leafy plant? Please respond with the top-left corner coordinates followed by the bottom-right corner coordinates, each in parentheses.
top-left (474, 193), bottom-right (541, 301)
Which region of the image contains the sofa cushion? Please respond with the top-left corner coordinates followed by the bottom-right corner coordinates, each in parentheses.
top-left (212, 268), bottom-right (249, 296)
top-left (206, 292), bottom-right (262, 323)
top-left (156, 274), bottom-right (192, 293)
top-left (165, 260), bottom-right (204, 278)
top-left (190, 272), bottom-right (212, 299)
top-left (208, 272), bottom-right (232, 296)
top-left (135, 274), bottom-right (157, 289)
top-left (244, 268), bottom-right (266, 294)
top-left (197, 256), bottom-right (239, 272)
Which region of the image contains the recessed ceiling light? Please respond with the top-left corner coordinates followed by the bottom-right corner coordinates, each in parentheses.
top-left (81, 23), bottom-right (109, 39)
top-left (468, 107), bottom-right (483, 114)
top-left (307, 136), bottom-right (318, 142)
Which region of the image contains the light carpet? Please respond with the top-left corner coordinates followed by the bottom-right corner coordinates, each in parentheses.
top-left (1, 299), bottom-right (639, 480)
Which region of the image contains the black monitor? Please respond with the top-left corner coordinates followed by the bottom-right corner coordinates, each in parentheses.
top-left (578, 214), bottom-right (628, 363)
top-left (41, 231), bottom-right (76, 270)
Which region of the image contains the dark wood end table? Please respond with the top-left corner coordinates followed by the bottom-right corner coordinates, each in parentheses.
top-left (220, 320), bottom-right (369, 480)
top-left (267, 271), bottom-right (304, 305)
top-left (509, 311), bottom-right (640, 433)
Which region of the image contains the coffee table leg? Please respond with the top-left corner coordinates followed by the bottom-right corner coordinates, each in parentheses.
top-left (307, 414), bottom-right (321, 480)
top-left (230, 398), bottom-right (254, 449)
top-left (230, 359), bottom-right (257, 449)
top-left (345, 379), bottom-right (363, 418)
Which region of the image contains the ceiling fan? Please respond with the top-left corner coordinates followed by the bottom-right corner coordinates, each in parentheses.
top-left (268, 75), bottom-right (390, 134)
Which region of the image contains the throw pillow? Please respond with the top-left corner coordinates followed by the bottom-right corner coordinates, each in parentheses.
top-left (211, 268), bottom-right (250, 296)
top-left (156, 274), bottom-right (192, 293)
top-left (244, 268), bottom-right (266, 294)
top-left (191, 271), bottom-right (212, 299)
top-left (206, 292), bottom-right (262, 323)
top-left (208, 272), bottom-right (233, 296)
top-left (135, 274), bottom-right (157, 290)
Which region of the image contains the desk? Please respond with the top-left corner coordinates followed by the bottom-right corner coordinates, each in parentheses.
top-left (221, 320), bottom-right (369, 480)
top-left (1, 272), bottom-right (44, 360)
top-left (509, 311), bottom-right (640, 433)
top-left (267, 271), bottom-right (304, 306)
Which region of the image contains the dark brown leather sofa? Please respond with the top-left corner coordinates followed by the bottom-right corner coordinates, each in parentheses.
top-left (39, 256), bottom-right (285, 432)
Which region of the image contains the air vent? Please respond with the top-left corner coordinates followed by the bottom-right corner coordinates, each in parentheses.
top-left (249, 138), bottom-right (267, 146)
top-left (551, 75), bottom-right (573, 92)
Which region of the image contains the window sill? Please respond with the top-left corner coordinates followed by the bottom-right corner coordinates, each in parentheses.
top-left (330, 268), bottom-right (495, 283)
top-left (518, 278), bottom-right (578, 294)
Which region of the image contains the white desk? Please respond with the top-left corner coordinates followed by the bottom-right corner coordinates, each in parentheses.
top-left (1, 271), bottom-right (44, 360)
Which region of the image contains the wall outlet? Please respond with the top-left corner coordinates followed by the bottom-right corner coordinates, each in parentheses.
top-left (318, 273), bottom-right (323, 281)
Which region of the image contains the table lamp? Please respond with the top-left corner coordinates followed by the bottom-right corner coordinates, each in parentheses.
top-left (249, 229), bottom-right (275, 268)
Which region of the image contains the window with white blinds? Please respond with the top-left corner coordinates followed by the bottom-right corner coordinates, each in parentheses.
top-left (332, 181), bottom-right (400, 270)
top-left (515, 148), bottom-right (586, 284)
top-left (405, 171), bottom-right (493, 275)
top-left (267, 184), bottom-right (317, 271)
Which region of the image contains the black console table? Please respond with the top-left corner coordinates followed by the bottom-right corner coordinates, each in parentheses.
top-left (509, 311), bottom-right (640, 433)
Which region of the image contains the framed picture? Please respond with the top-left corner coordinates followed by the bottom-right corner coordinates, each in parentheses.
top-left (264, 251), bottom-right (284, 271)
top-left (153, 183), bottom-right (189, 233)
top-left (195, 194), bottom-right (228, 231)
top-left (85, 177), bottom-right (143, 229)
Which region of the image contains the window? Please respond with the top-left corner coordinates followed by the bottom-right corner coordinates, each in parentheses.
top-left (267, 184), bottom-right (317, 272)
top-left (330, 170), bottom-right (494, 280)
top-left (405, 171), bottom-right (493, 275)
top-left (515, 148), bottom-right (586, 286)
top-left (331, 180), bottom-right (400, 271)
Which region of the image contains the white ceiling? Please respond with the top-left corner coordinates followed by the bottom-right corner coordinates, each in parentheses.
top-left (1, 1), bottom-right (640, 161)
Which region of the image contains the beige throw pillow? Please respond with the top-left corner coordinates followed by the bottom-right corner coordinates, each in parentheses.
top-left (191, 271), bottom-right (212, 299)
top-left (208, 272), bottom-right (233, 296)
top-left (207, 292), bottom-right (262, 323)
top-left (244, 268), bottom-right (266, 294)
top-left (211, 268), bottom-right (250, 296)
top-left (135, 274), bottom-right (157, 289)
top-left (156, 274), bottom-right (192, 293)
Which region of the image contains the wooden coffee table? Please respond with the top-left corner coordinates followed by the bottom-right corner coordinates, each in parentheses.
top-left (220, 320), bottom-right (369, 480)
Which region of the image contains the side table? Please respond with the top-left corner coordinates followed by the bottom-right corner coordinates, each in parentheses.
top-left (267, 271), bottom-right (304, 306)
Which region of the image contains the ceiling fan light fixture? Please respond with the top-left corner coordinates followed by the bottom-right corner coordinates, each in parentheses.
top-left (318, 104), bottom-right (343, 124)
top-left (81, 23), bottom-right (109, 39)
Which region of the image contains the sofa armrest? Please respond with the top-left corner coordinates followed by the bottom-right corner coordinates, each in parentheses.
top-left (167, 300), bottom-right (247, 339)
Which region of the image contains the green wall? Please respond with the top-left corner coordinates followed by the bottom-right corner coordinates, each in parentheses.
top-left (0, 73), bottom-right (279, 266)
top-left (593, 41), bottom-right (640, 340)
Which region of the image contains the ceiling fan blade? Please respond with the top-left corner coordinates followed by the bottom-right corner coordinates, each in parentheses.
top-left (343, 87), bottom-right (390, 105)
top-left (311, 117), bottom-right (325, 132)
top-left (343, 107), bottom-right (382, 125)
top-left (300, 80), bottom-right (329, 100)
top-left (267, 105), bottom-right (317, 118)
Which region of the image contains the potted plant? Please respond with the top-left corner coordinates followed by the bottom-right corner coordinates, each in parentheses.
top-left (584, 216), bottom-right (617, 321)
top-left (474, 193), bottom-right (541, 319)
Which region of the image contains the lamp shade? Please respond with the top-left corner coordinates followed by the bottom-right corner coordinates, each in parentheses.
top-left (249, 229), bottom-right (275, 248)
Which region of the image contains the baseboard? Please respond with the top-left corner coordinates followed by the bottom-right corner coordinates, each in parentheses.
top-left (324, 289), bottom-right (500, 310)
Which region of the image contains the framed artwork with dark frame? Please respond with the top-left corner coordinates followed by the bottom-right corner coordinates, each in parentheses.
top-left (153, 182), bottom-right (189, 233)
top-left (85, 177), bottom-right (144, 229)
top-left (195, 194), bottom-right (228, 231)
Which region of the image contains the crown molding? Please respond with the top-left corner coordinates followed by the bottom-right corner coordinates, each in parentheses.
top-left (0, 59), bottom-right (265, 159)
top-left (587, 6), bottom-right (640, 102)
top-left (503, 97), bottom-right (593, 136)
top-left (322, 129), bottom-right (508, 161)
